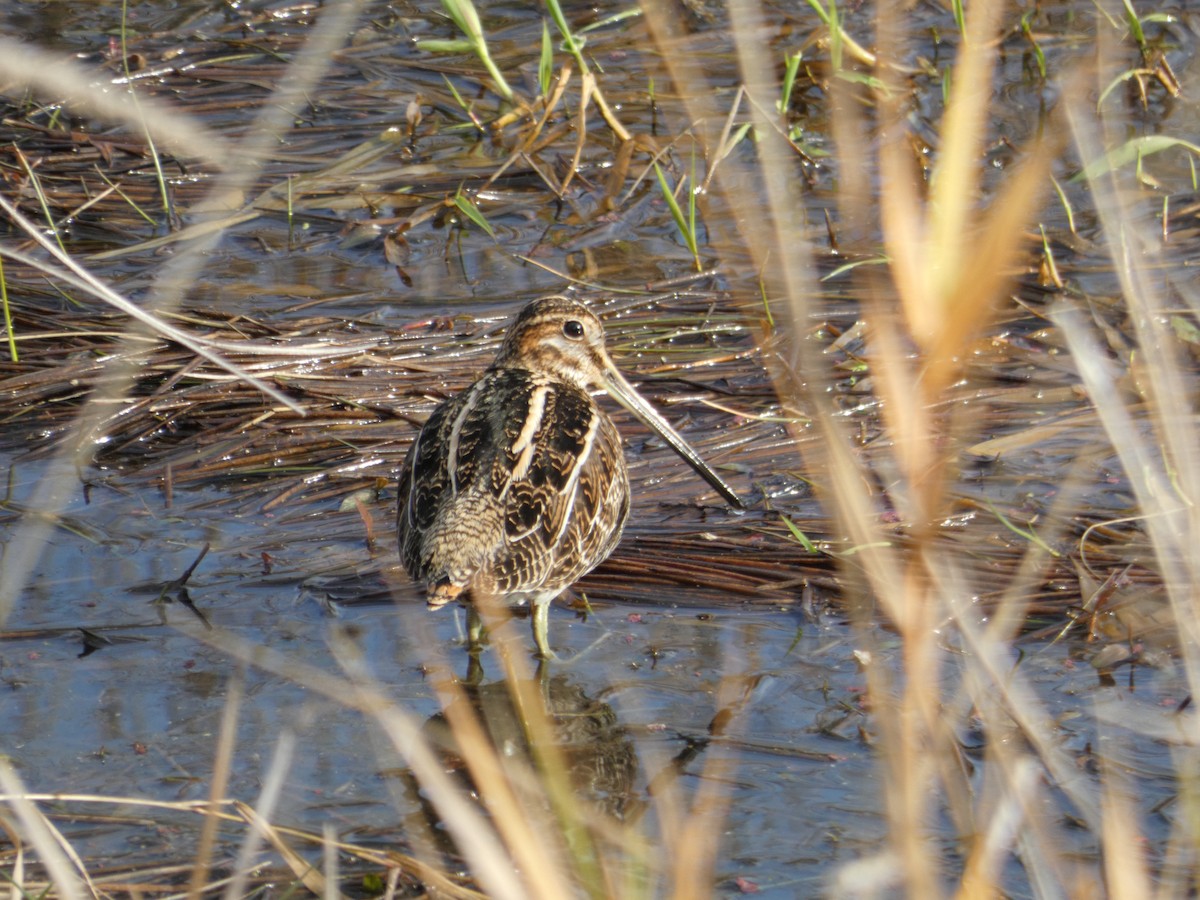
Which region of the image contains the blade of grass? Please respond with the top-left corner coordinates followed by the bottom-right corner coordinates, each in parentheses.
top-left (1049, 174), bottom-right (1076, 234)
top-left (433, 0), bottom-right (516, 103)
top-left (236, 801), bottom-right (330, 897)
top-left (187, 671), bottom-right (243, 900)
top-left (777, 51), bottom-right (803, 114)
top-left (539, 20), bottom-right (554, 99)
top-left (781, 514), bottom-right (817, 553)
top-left (653, 161), bottom-right (701, 271)
top-left (121, 0), bottom-right (172, 223)
top-left (221, 730), bottom-right (296, 900)
top-left (800, 0), bottom-right (877, 66)
top-left (0, 762), bottom-right (87, 900)
top-left (440, 73), bottom-right (485, 133)
top-left (0, 253), bottom-right (14, 362)
top-left (1073, 134), bottom-right (1200, 182)
top-left (452, 188), bottom-right (497, 237)
top-left (985, 500), bottom-right (1061, 557)
top-left (12, 146), bottom-right (65, 255)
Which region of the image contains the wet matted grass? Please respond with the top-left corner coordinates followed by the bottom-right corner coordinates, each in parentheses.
top-left (2, 0), bottom-right (1199, 896)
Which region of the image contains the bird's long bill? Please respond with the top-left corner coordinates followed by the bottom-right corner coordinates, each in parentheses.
top-left (602, 366), bottom-right (744, 509)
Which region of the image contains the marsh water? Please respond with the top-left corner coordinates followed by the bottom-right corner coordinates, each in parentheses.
top-left (1, 1), bottom-right (1198, 896)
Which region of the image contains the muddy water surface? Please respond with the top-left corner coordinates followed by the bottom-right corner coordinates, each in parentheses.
top-left (2, 0), bottom-right (1198, 896)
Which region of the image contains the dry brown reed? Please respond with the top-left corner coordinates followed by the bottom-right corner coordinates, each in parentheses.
top-left (627, 0), bottom-right (1197, 896)
top-left (656, 0), bottom-right (1196, 896)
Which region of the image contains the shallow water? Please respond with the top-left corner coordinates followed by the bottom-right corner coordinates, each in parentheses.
top-left (2, 444), bottom-right (1191, 896)
top-left (2, 0), bottom-right (1199, 896)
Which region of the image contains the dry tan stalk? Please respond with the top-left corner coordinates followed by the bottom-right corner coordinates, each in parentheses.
top-left (1098, 769), bottom-right (1153, 900)
top-left (0, 763), bottom-right (92, 900)
top-left (0, 789), bottom-right (481, 898)
top-left (221, 728), bottom-right (296, 900)
top-left (921, 3), bottom-right (1007, 336)
top-left (436, 662), bottom-right (571, 898)
top-left (234, 801), bottom-right (336, 899)
top-left (322, 629), bottom-right (533, 900)
top-left (0, 808), bottom-right (26, 900)
top-left (187, 672), bottom-right (243, 900)
top-left (560, 70), bottom-right (595, 198)
top-left (483, 62), bottom-right (575, 194)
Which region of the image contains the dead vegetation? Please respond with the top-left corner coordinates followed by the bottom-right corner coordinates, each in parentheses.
top-left (3, 0), bottom-right (1199, 896)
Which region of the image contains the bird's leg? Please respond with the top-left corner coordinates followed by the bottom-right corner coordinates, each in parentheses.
top-left (466, 604), bottom-right (487, 655)
top-left (534, 656), bottom-right (552, 689)
top-left (531, 600), bottom-right (556, 660)
top-left (464, 653), bottom-right (485, 686)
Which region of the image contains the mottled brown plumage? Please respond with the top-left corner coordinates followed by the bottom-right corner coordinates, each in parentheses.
top-left (397, 296), bottom-right (741, 657)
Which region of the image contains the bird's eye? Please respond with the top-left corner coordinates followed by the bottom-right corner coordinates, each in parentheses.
top-left (562, 319), bottom-right (585, 339)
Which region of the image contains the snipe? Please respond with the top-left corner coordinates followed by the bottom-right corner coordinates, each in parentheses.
top-left (397, 296), bottom-right (741, 658)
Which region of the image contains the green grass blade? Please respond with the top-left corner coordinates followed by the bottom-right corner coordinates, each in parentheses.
top-left (781, 515), bottom-right (818, 553)
top-left (1049, 175), bottom-right (1076, 234)
top-left (0, 253), bottom-right (15, 362)
top-left (952, 0), bottom-right (966, 35)
top-left (653, 161), bottom-right (700, 271)
top-left (575, 9), bottom-right (641, 35)
top-left (827, 0), bottom-right (842, 70)
top-left (1073, 134), bottom-right (1200, 182)
top-left (122, 0), bottom-right (172, 221)
top-left (453, 189), bottom-right (496, 238)
top-left (14, 149), bottom-right (65, 254)
top-left (803, 0), bottom-right (832, 27)
top-left (778, 51), bottom-right (802, 114)
top-left (545, 0), bottom-right (583, 60)
top-left (539, 20), bottom-right (553, 98)
top-left (688, 150), bottom-right (699, 259)
top-left (434, 0), bottom-right (515, 103)
top-left (1122, 0), bottom-right (1147, 55)
top-left (441, 74), bottom-right (484, 132)
top-left (94, 168), bottom-right (157, 225)
top-left (758, 260), bottom-right (774, 327)
top-left (1021, 11), bottom-right (1046, 80)
top-left (415, 38), bottom-right (474, 53)
top-left (986, 500), bottom-right (1061, 557)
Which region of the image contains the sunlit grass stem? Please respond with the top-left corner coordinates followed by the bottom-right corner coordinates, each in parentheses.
top-left (424, 0), bottom-right (516, 104)
top-left (121, 0), bottom-right (172, 222)
top-left (0, 254), bottom-right (15, 362)
top-left (1021, 10), bottom-right (1047, 80)
top-left (14, 147), bottom-right (65, 255)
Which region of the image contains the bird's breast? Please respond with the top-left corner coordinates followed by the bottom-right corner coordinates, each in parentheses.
top-left (398, 366), bottom-right (630, 591)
